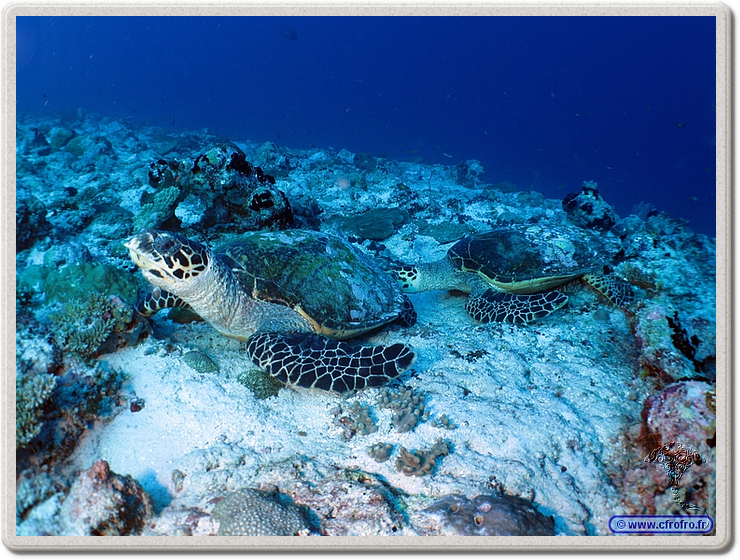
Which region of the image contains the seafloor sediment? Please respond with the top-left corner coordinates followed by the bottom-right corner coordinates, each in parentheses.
top-left (15, 112), bottom-right (716, 537)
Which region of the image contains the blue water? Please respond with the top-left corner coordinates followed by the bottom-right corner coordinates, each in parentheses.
top-left (16, 16), bottom-right (716, 236)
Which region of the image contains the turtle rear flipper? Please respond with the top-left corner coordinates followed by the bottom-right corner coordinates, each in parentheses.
top-left (246, 332), bottom-right (415, 393)
top-left (583, 274), bottom-right (634, 307)
top-left (465, 290), bottom-right (568, 323)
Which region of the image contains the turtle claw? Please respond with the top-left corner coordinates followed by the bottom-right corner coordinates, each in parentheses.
top-left (465, 290), bottom-right (568, 323)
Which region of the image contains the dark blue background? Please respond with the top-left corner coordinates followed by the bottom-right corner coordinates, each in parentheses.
top-left (16, 16), bottom-right (716, 236)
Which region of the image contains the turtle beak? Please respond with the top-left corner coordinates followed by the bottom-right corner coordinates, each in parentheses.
top-left (125, 231), bottom-right (156, 271)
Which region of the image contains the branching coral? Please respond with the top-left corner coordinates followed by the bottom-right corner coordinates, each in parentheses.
top-left (49, 293), bottom-right (142, 360)
top-left (16, 372), bottom-right (57, 448)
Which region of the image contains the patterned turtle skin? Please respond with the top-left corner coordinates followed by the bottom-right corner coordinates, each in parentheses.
top-left (393, 229), bottom-right (632, 324)
top-left (126, 229), bottom-right (416, 393)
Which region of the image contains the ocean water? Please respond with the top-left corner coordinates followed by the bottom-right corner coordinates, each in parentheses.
top-left (16, 15), bottom-right (716, 236)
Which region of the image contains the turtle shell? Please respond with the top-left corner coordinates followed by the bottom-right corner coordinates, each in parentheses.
top-left (219, 230), bottom-right (407, 338)
top-left (448, 229), bottom-right (593, 294)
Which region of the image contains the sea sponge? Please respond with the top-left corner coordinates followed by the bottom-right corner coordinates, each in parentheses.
top-left (212, 488), bottom-right (314, 536)
top-left (562, 182), bottom-right (619, 232)
top-left (133, 185), bottom-right (182, 231)
top-left (423, 493), bottom-right (556, 536)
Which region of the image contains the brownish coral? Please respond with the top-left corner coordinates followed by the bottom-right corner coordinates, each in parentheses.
top-left (395, 438), bottom-right (450, 477)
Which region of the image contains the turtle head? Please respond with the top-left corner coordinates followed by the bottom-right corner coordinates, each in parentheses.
top-left (390, 265), bottom-right (423, 292)
top-left (126, 230), bottom-right (210, 292)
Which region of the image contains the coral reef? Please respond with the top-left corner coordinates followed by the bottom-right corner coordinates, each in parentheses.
top-left (423, 493), bottom-right (555, 536)
top-left (395, 438), bottom-right (450, 477)
top-left (562, 181), bottom-right (619, 231)
top-left (148, 142), bottom-right (294, 232)
top-left (619, 381), bottom-right (715, 520)
top-left (16, 195), bottom-right (50, 252)
top-left (666, 311), bottom-right (714, 374)
top-left (58, 459), bottom-right (153, 535)
top-left (212, 488), bottom-right (315, 536)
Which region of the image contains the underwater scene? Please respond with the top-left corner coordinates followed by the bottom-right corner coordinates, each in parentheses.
top-left (15, 16), bottom-right (717, 538)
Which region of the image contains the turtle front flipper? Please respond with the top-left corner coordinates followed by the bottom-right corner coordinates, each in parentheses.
top-left (246, 332), bottom-right (415, 393)
top-left (136, 286), bottom-right (190, 317)
top-left (465, 290), bottom-right (568, 324)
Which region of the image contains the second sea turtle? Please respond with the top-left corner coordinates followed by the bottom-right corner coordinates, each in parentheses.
top-left (126, 229), bottom-right (416, 393)
top-left (392, 229), bottom-right (632, 324)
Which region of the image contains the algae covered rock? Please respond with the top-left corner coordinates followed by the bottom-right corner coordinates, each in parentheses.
top-left (339, 207), bottom-right (409, 240)
top-left (16, 195), bottom-right (50, 252)
top-left (140, 142), bottom-right (293, 232)
top-left (562, 181), bottom-right (619, 232)
top-left (237, 369), bottom-right (284, 399)
top-left (182, 350), bottom-right (219, 373)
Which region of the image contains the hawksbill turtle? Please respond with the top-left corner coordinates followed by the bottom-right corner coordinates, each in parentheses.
top-left (126, 229), bottom-right (416, 393)
top-left (391, 229), bottom-right (632, 324)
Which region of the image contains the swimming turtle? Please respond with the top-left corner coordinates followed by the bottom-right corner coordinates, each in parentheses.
top-left (391, 229), bottom-right (632, 324)
top-left (126, 229), bottom-right (416, 393)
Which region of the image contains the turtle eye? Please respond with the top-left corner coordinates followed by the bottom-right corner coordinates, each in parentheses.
top-left (158, 239), bottom-right (176, 255)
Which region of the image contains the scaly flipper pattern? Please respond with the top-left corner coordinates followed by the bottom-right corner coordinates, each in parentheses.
top-left (137, 286), bottom-right (189, 317)
top-left (465, 290), bottom-right (568, 324)
top-left (246, 332), bottom-right (415, 393)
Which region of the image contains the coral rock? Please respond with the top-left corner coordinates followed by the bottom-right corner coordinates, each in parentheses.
top-left (423, 493), bottom-right (555, 536)
top-left (59, 459), bottom-right (153, 535)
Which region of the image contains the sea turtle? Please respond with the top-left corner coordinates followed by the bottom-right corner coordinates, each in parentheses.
top-left (392, 229), bottom-right (632, 324)
top-left (126, 229), bottom-right (416, 393)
